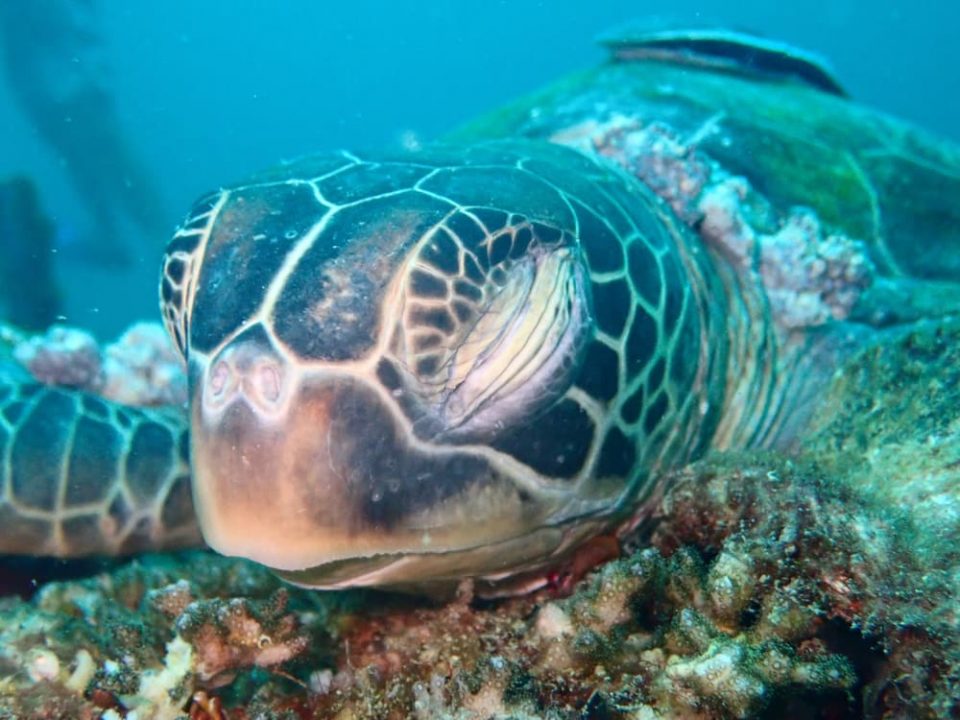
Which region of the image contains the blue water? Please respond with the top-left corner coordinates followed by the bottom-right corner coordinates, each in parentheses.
top-left (1, 0), bottom-right (957, 337)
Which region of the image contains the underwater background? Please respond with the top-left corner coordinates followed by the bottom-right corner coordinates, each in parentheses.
top-left (3, 3), bottom-right (960, 719)
top-left (1, 0), bottom-right (958, 339)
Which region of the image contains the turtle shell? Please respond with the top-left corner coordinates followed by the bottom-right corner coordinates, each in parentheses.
top-left (596, 22), bottom-right (847, 96)
top-left (449, 29), bottom-right (960, 288)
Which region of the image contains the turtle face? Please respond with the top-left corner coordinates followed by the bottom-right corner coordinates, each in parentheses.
top-left (161, 147), bottom-right (607, 586)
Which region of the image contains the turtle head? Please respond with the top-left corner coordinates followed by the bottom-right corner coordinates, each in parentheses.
top-left (159, 145), bottom-right (619, 589)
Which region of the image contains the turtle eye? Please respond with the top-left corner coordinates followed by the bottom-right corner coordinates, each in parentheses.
top-left (399, 246), bottom-right (592, 440)
top-left (160, 191), bottom-right (225, 360)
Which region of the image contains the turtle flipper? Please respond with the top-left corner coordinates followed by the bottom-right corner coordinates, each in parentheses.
top-left (0, 378), bottom-right (200, 556)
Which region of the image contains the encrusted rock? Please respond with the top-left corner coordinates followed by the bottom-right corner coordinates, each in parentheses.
top-left (557, 115), bottom-right (877, 333)
top-left (12, 321), bottom-right (187, 407)
top-left (2, 324), bottom-right (959, 718)
top-left (13, 324), bottom-right (103, 390)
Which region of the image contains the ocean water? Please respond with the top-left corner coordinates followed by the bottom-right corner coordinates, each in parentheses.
top-left (1, 0), bottom-right (958, 337)
top-left (2, 4), bottom-right (960, 718)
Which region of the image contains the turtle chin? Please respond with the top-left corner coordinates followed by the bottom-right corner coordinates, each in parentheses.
top-left (190, 373), bottom-right (556, 582)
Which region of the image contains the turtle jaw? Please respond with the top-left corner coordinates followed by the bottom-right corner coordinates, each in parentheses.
top-left (191, 369), bottom-right (342, 572)
top-left (190, 364), bottom-right (556, 579)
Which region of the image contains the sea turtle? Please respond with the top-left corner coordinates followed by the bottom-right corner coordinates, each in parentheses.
top-left (1, 27), bottom-right (958, 596)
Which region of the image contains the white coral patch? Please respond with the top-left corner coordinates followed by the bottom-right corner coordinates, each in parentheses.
top-left (101, 322), bottom-right (188, 406)
top-left (122, 635), bottom-right (194, 720)
top-left (14, 324), bottom-right (104, 390)
top-left (534, 602), bottom-right (574, 639)
top-left (12, 321), bottom-right (188, 407)
top-left (699, 181), bottom-right (875, 330)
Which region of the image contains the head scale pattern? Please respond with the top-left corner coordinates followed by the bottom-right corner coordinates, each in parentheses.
top-left (159, 141), bottom-right (723, 586)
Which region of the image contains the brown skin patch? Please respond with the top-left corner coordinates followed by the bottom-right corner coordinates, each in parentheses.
top-left (270, 192), bottom-right (453, 361)
top-left (307, 209), bottom-right (426, 326)
top-left (192, 378), bottom-right (363, 570)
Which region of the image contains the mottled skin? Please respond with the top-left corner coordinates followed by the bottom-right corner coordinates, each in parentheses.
top-left (1, 41), bottom-right (959, 594)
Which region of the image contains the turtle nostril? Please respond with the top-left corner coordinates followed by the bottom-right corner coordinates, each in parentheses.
top-left (200, 333), bottom-right (290, 418)
top-left (257, 363), bottom-right (282, 404)
top-left (233, 357), bottom-right (286, 412)
top-left (209, 361), bottom-right (231, 397)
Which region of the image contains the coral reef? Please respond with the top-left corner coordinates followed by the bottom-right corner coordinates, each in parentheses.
top-left (552, 114), bottom-right (714, 223)
top-left (11, 321), bottom-right (187, 407)
top-left (0, 554), bottom-right (342, 720)
top-left (3, 360), bottom-right (958, 720)
top-left (11, 324), bottom-right (103, 391)
top-left (0, 186), bottom-right (954, 720)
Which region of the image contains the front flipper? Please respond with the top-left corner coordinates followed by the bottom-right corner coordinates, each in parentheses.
top-left (0, 378), bottom-right (199, 556)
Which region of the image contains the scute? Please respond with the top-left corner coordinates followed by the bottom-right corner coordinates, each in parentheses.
top-left (575, 340), bottom-right (620, 402)
top-left (271, 190), bottom-right (454, 360)
top-left (419, 166), bottom-right (575, 229)
top-left (65, 417), bottom-right (123, 504)
top-left (489, 398), bottom-right (596, 479)
top-left (189, 182), bottom-right (325, 355)
top-left (10, 390), bottom-right (75, 512)
top-left (316, 161), bottom-right (434, 205)
top-left (575, 199), bottom-right (625, 274)
top-left (162, 191), bottom-right (224, 358)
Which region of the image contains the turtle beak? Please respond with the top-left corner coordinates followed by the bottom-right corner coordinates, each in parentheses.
top-left (188, 335), bottom-right (535, 577)
top-left (191, 364), bottom-right (357, 572)
top-left (189, 334), bottom-right (387, 572)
